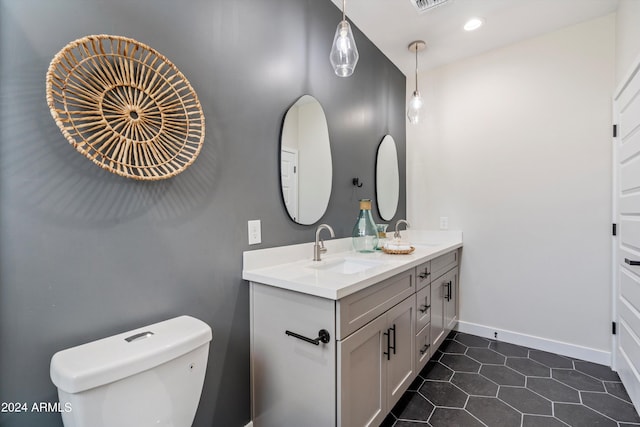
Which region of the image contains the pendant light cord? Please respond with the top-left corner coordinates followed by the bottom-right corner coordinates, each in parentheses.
top-left (342, 0), bottom-right (346, 21)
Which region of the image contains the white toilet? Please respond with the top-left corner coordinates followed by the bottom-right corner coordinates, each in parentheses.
top-left (50, 315), bottom-right (212, 427)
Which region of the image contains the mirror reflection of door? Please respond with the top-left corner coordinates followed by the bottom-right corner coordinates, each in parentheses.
top-left (280, 95), bottom-right (332, 225)
top-left (281, 148), bottom-right (299, 221)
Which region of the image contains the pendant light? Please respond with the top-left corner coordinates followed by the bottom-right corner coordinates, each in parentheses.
top-left (407, 40), bottom-right (426, 124)
top-left (330, 0), bottom-right (359, 77)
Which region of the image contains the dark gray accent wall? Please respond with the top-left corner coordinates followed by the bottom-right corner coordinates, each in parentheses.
top-left (0, 0), bottom-right (405, 426)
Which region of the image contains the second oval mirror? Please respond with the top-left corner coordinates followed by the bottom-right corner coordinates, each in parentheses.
top-left (280, 95), bottom-right (332, 225)
top-left (376, 134), bottom-right (399, 221)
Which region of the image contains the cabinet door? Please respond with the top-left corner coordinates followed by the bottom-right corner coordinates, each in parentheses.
top-left (444, 269), bottom-right (458, 332)
top-left (431, 268), bottom-right (459, 350)
top-left (431, 275), bottom-right (446, 350)
top-left (338, 315), bottom-right (387, 427)
top-left (386, 296), bottom-right (416, 410)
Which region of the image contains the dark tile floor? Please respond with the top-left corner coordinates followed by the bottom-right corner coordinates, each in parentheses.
top-left (382, 331), bottom-right (640, 427)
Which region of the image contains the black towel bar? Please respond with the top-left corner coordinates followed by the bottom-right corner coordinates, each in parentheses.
top-left (285, 329), bottom-right (331, 345)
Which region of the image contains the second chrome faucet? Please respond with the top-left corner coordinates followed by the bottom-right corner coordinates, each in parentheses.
top-left (393, 219), bottom-right (410, 239)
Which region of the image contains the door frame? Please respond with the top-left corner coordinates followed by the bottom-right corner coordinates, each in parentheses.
top-left (612, 52), bottom-right (640, 369)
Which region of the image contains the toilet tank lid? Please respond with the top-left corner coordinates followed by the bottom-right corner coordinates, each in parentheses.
top-left (50, 315), bottom-right (212, 394)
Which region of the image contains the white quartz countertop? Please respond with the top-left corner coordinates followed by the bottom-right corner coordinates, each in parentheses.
top-left (242, 230), bottom-right (462, 300)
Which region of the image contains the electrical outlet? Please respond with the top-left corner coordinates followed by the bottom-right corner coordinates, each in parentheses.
top-left (248, 220), bottom-right (261, 245)
top-left (439, 216), bottom-right (449, 230)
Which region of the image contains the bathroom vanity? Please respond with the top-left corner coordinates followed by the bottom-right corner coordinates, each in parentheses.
top-left (243, 231), bottom-right (462, 427)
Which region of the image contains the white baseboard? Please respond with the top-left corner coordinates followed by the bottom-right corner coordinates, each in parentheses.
top-left (244, 422), bottom-right (253, 427)
top-left (456, 320), bottom-right (612, 366)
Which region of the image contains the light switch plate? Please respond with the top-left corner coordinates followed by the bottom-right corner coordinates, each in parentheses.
top-left (248, 220), bottom-right (262, 245)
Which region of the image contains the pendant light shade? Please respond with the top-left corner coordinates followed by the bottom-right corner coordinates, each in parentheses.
top-left (407, 40), bottom-right (426, 124)
top-left (407, 91), bottom-right (423, 124)
top-left (330, 0), bottom-right (359, 77)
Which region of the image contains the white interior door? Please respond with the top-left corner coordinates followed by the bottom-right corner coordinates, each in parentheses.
top-left (281, 148), bottom-right (298, 221)
top-left (613, 59), bottom-right (640, 415)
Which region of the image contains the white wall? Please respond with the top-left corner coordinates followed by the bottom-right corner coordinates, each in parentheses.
top-left (407, 14), bottom-right (615, 361)
top-left (616, 0), bottom-right (640, 86)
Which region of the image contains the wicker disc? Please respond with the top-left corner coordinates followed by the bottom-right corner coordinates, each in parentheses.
top-left (46, 35), bottom-right (205, 180)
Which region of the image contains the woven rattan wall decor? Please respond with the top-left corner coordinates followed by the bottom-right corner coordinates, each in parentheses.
top-left (46, 34), bottom-right (205, 180)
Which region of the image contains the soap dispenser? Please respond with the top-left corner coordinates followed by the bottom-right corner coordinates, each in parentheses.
top-left (352, 199), bottom-right (378, 253)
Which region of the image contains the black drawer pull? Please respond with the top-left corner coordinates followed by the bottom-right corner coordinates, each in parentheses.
top-left (625, 258), bottom-right (640, 266)
top-left (420, 343), bottom-right (430, 355)
top-left (285, 329), bottom-right (330, 345)
top-left (419, 270), bottom-right (430, 279)
top-left (419, 304), bottom-right (431, 313)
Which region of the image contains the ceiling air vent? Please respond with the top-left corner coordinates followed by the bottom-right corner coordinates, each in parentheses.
top-left (411, 0), bottom-right (451, 14)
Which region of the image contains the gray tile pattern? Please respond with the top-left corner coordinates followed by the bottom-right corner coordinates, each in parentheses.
top-left (382, 331), bottom-right (640, 427)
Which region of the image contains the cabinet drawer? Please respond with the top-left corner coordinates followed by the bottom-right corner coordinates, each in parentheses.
top-left (337, 270), bottom-right (414, 339)
top-left (416, 323), bottom-right (431, 372)
top-left (431, 249), bottom-right (458, 281)
top-left (416, 284), bottom-right (431, 332)
top-left (416, 261), bottom-right (430, 291)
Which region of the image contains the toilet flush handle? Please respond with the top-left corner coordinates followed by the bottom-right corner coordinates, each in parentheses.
top-left (125, 331), bottom-right (155, 343)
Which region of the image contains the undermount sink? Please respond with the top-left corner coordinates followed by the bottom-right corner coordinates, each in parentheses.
top-left (310, 257), bottom-right (384, 274)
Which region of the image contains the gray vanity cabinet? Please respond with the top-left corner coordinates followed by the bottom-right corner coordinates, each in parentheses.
top-left (248, 248), bottom-right (460, 427)
top-left (250, 269), bottom-right (416, 427)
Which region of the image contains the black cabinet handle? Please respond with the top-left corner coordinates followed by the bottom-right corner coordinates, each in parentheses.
top-left (390, 324), bottom-right (396, 355)
top-left (420, 343), bottom-right (430, 355)
top-left (383, 325), bottom-right (397, 360)
top-left (445, 281), bottom-right (452, 301)
top-left (383, 328), bottom-right (391, 360)
top-left (419, 269), bottom-right (430, 279)
top-left (285, 329), bottom-right (330, 346)
top-left (625, 258), bottom-right (640, 266)
top-left (419, 304), bottom-right (431, 313)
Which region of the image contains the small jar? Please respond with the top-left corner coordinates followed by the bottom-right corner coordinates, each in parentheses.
top-left (352, 199), bottom-right (378, 253)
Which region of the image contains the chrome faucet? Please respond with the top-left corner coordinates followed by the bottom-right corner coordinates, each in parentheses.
top-left (393, 219), bottom-right (410, 239)
top-left (313, 224), bottom-right (335, 261)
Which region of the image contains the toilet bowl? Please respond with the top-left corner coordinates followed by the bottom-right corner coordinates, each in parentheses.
top-left (50, 315), bottom-right (212, 427)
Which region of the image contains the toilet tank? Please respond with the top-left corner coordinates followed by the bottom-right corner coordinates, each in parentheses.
top-left (50, 315), bottom-right (212, 427)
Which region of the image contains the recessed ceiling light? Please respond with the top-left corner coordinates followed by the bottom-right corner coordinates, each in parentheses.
top-left (464, 17), bottom-right (484, 31)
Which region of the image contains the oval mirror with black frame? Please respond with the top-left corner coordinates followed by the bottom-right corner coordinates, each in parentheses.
top-left (280, 95), bottom-right (332, 225)
top-left (375, 134), bottom-right (399, 221)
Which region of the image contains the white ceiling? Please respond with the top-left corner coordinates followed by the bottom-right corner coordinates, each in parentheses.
top-left (329, 0), bottom-right (620, 76)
